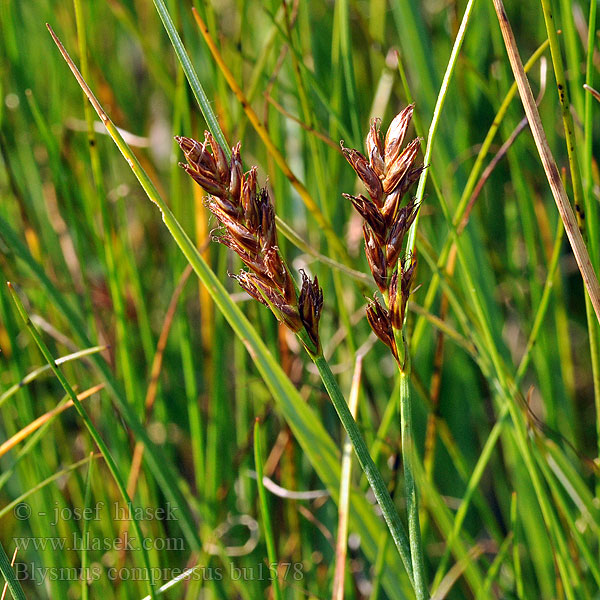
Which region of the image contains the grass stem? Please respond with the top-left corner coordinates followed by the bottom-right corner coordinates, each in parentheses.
top-left (399, 364), bottom-right (427, 599)
top-left (311, 353), bottom-right (415, 589)
top-left (253, 419), bottom-right (283, 600)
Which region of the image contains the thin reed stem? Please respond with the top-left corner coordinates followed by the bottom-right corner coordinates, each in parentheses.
top-left (582, 0), bottom-right (600, 480)
top-left (399, 361), bottom-right (427, 599)
top-left (405, 0), bottom-right (477, 256)
top-left (332, 354), bottom-right (362, 600)
top-left (409, 36), bottom-right (551, 353)
top-left (392, 4), bottom-right (479, 595)
top-left (81, 454), bottom-right (94, 600)
top-left (431, 407), bottom-right (509, 591)
top-left (539, 0), bottom-right (600, 450)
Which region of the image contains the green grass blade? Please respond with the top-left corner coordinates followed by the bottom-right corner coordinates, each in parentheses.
top-left (0, 541), bottom-right (26, 600)
top-left (7, 283), bottom-right (158, 600)
top-left (0, 345), bottom-right (106, 408)
top-left (313, 354), bottom-right (414, 587)
top-left (80, 453), bottom-right (94, 600)
top-left (0, 213), bottom-right (203, 552)
top-left (253, 419), bottom-right (283, 600)
top-left (151, 0), bottom-right (229, 152)
top-left (0, 455), bottom-right (96, 520)
top-left (406, 0), bottom-right (478, 256)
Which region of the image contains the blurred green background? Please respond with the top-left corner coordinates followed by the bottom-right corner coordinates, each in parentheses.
top-left (1, 0), bottom-right (599, 598)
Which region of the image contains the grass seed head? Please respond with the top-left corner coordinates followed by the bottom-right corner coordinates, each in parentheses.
top-left (342, 106), bottom-right (422, 346)
top-left (384, 104), bottom-right (414, 168)
top-left (341, 143), bottom-right (384, 205)
top-left (366, 118), bottom-right (385, 178)
top-left (177, 133), bottom-right (322, 348)
top-left (386, 200), bottom-right (419, 266)
top-left (382, 138), bottom-right (422, 195)
top-left (401, 253), bottom-right (418, 303)
top-left (388, 270), bottom-right (402, 329)
top-left (363, 223), bottom-right (388, 292)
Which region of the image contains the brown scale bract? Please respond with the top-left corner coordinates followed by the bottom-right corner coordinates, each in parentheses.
top-left (366, 296), bottom-right (399, 362)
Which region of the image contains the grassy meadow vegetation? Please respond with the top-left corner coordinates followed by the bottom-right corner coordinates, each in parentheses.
top-left (1, 0), bottom-right (600, 598)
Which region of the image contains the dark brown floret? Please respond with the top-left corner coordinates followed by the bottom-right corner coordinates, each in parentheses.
top-left (298, 271), bottom-right (324, 351)
top-left (366, 296), bottom-right (399, 361)
top-left (363, 224), bottom-right (388, 293)
top-left (341, 144), bottom-right (384, 205)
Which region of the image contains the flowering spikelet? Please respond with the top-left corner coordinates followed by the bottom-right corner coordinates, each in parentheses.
top-left (342, 107), bottom-right (422, 347)
top-left (366, 296), bottom-right (399, 362)
top-left (177, 133), bottom-right (322, 351)
top-left (388, 253), bottom-right (417, 329)
top-left (298, 271), bottom-right (324, 353)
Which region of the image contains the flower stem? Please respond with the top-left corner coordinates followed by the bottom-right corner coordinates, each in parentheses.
top-left (399, 354), bottom-right (427, 600)
top-left (389, 302), bottom-right (428, 599)
top-left (253, 419), bottom-right (283, 600)
top-left (311, 353), bottom-right (415, 589)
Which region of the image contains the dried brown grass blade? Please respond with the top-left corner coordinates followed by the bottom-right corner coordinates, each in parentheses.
top-left (0, 384), bottom-right (104, 458)
top-left (492, 0), bottom-right (600, 324)
top-left (584, 83), bottom-right (600, 103)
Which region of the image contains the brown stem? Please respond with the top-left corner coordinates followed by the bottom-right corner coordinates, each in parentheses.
top-left (492, 0), bottom-right (600, 324)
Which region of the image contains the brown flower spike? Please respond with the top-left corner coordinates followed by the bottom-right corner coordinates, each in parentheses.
top-left (342, 106), bottom-right (422, 357)
top-left (177, 133), bottom-right (323, 353)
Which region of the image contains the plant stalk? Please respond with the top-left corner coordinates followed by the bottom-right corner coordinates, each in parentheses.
top-left (399, 358), bottom-right (427, 599)
top-left (311, 353), bottom-right (416, 590)
top-left (45, 24), bottom-right (416, 596)
top-left (253, 419), bottom-right (283, 600)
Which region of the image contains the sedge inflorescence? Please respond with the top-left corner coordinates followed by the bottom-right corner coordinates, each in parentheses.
top-left (176, 133), bottom-right (323, 353)
top-left (341, 105), bottom-right (422, 360)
